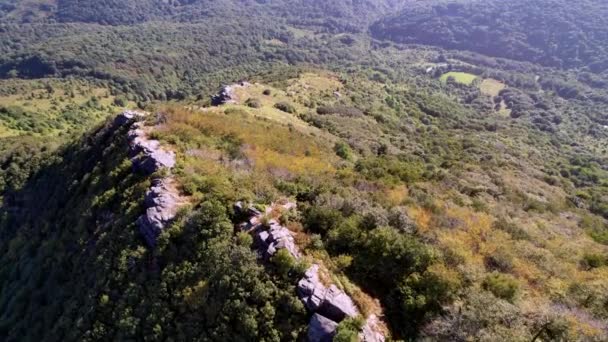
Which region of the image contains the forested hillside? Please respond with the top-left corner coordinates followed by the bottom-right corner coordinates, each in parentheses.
top-left (371, 0), bottom-right (608, 72)
top-left (0, 0), bottom-right (607, 341)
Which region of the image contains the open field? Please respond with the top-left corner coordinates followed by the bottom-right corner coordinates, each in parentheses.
top-left (440, 71), bottom-right (477, 85)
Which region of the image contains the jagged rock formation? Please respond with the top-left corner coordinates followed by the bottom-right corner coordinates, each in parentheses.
top-left (114, 110), bottom-right (184, 247)
top-left (236, 201), bottom-right (385, 342)
top-left (211, 81), bottom-right (250, 106)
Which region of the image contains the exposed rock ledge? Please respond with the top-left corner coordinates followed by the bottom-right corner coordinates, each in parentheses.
top-left (236, 202), bottom-right (385, 342)
top-left (114, 111), bottom-right (184, 247)
top-left (211, 81), bottom-right (250, 106)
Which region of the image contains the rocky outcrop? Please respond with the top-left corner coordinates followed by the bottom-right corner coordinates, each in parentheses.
top-left (236, 201), bottom-right (386, 342)
top-left (114, 110), bottom-right (184, 248)
top-left (114, 110), bottom-right (143, 127)
top-left (127, 122), bottom-right (176, 175)
top-left (257, 220), bottom-right (301, 259)
top-left (308, 313), bottom-right (338, 342)
top-left (136, 179), bottom-right (183, 247)
top-left (235, 201), bottom-right (301, 260)
top-left (298, 264), bottom-right (358, 322)
top-left (211, 81), bottom-right (250, 106)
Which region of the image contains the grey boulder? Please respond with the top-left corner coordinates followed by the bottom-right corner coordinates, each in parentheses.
top-left (308, 314), bottom-right (338, 342)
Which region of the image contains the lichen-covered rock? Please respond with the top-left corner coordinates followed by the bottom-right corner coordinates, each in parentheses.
top-left (308, 314), bottom-right (338, 342)
top-left (132, 148), bottom-right (176, 175)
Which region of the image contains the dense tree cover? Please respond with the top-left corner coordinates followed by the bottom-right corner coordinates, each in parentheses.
top-left (0, 0), bottom-right (403, 27)
top-left (371, 0), bottom-right (608, 72)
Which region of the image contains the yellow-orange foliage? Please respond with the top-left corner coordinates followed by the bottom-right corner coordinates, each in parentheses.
top-left (160, 106), bottom-right (336, 178)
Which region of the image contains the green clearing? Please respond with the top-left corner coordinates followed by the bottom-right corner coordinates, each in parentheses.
top-left (480, 78), bottom-right (506, 96)
top-left (440, 72), bottom-right (477, 85)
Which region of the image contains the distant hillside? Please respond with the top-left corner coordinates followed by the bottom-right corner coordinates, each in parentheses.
top-left (0, 0), bottom-right (405, 27)
top-left (370, 0), bottom-right (608, 72)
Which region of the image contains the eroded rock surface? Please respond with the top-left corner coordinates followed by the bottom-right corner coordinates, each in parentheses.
top-left (114, 110), bottom-right (143, 127)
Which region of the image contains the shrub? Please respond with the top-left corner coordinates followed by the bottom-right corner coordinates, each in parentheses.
top-left (304, 206), bottom-right (345, 235)
top-left (279, 207), bottom-right (300, 225)
top-left (493, 218), bottom-right (530, 240)
top-left (334, 254), bottom-right (353, 272)
top-left (245, 97), bottom-right (262, 108)
top-left (334, 316), bottom-right (364, 342)
top-left (272, 248), bottom-right (297, 278)
top-left (263, 89), bottom-right (272, 96)
top-left (484, 248), bottom-right (514, 273)
top-left (580, 214), bottom-right (608, 245)
top-left (354, 227), bottom-right (435, 290)
top-left (113, 96), bottom-right (127, 107)
top-left (360, 207), bottom-right (389, 230)
top-left (355, 157), bottom-right (425, 184)
top-left (581, 253), bottom-right (607, 269)
top-left (308, 234), bottom-right (325, 250)
top-left (317, 105), bottom-right (363, 117)
top-left (334, 142), bottom-right (352, 160)
top-left (236, 231), bottom-right (253, 247)
top-left (387, 263), bottom-right (461, 337)
top-left (482, 272), bottom-right (519, 302)
top-left (274, 101), bottom-right (296, 113)
top-left (388, 207), bottom-right (417, 233)
top-left (327, 217), bottom-right (363, 254)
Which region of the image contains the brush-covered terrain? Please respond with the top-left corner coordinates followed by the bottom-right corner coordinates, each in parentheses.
top-left (0, 0), bottom-right (607, 341)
